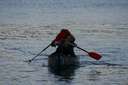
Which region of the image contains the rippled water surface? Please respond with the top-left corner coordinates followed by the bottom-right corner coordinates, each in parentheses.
top-left (0, 0), bottom-right (128, 85)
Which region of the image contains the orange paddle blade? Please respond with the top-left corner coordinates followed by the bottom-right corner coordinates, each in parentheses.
top-left (88, 52), bottom-right (102, 60)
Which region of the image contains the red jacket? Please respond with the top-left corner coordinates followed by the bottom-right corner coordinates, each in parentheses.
top-left (53, 29), bottom-right (71, 44)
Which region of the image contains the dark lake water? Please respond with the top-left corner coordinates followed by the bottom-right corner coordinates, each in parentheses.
top-left (0, 0), bottom-right (128, 85)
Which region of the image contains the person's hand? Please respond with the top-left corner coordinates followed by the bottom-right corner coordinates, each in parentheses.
top-left (67, 42), bottom-right (77, 47)
top-left (51, 41), bottom-right (56, 47)
top-left (73, 43), bottom-right (77, 47)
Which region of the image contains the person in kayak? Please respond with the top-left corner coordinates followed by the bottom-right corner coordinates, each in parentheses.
top-left (51, 29), bottom-right (76, 56)
top-left (49, 29), bottom-right (78, 66)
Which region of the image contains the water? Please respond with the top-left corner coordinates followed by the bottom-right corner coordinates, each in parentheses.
top-left (0, 0), bottom-right (128, 85)
top-left (0, 0), bottom-right (128, 26)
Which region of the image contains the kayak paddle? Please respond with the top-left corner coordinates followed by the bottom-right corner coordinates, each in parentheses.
top-left (69, 43), bottom-right (102, 60)
top-left (27, 44), bottom-right (51, 63)
top-left (76, 46), bottom-right (102, 60)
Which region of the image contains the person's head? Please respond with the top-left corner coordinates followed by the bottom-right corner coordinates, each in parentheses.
top-left (60, 29), bottom-right (71, 36)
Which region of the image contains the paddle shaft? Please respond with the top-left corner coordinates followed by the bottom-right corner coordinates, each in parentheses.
top-left (68, 43), bottom-right (88, 53)
top-left (69, 43), bottom-right (102, 60)
top-left (75, 46), bottom-right (89, 53)
top-left (29, 44), bottom-right (51, 62)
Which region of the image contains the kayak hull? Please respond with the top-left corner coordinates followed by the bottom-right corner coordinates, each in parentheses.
top-left (48, 52), bottom-right (79, 67)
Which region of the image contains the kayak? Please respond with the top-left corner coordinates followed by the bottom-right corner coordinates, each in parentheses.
top-left (48, 52), bottom-right (79, 67)
top-left (48, 52), bottom-right (80, 77)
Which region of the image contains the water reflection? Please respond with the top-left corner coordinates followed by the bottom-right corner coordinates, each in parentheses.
top-left (87, 70), bottom-right (101, 81)
top-left (48, 65), bottom-right (79, 81)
